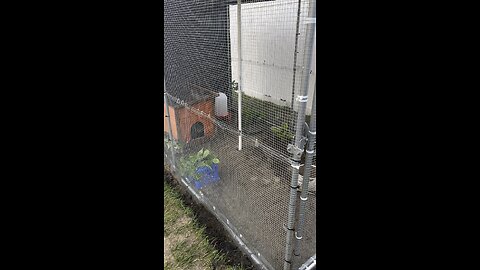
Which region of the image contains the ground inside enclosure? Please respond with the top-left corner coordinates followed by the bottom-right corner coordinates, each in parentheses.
top-left (164, 170), bottom-right (254, 270)
top-left (171, 127), bottom-right (316, 270)
top-left (226, 106), bottom-right (316, 181)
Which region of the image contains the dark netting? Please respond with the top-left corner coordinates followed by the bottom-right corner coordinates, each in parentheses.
top-left (164, 1), bottom-right (316, 269)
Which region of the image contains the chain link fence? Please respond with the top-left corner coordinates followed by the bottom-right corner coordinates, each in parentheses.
top-left (164, 1), bottom-right (316, 269)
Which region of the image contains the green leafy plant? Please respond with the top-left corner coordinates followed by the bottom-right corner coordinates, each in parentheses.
top-left (243, 106), bottom-right (265, 124)
top-left (271, 123), bottom-right (294, 141)
top-left (164, 138), bottom-right (183, 152)
top-left (179, 148), bottom-right (220, 180)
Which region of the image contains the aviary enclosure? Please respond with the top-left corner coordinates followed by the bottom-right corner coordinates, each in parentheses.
top-left (164, 0), bottom-right (317, 269)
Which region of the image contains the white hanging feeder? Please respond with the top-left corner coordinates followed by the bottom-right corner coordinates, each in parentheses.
top-left (215, 92), bottom-right (228, 117)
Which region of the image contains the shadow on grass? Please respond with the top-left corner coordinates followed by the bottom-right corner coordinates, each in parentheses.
top-left (164, 168), bottom-right (255, 270)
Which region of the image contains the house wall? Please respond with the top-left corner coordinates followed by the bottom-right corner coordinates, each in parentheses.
top-left (164, 103), bottom-right (178, 141)
top-left (176, 100), bottom-right (215, 143)
top-left (229, 0), bottom-right (316, 114)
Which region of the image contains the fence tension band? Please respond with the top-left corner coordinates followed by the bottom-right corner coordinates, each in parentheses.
top-left (300, 196), bottom-right (308, 201)
top-left (296, 95), bottom-right (308, 102)
top-left (306, 149), bottom-right (314, 154)
top-left (295, 232), bottom-right (303, 240)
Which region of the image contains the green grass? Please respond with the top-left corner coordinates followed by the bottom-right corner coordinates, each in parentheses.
top-left (164, 179), bottom-right (246, 270)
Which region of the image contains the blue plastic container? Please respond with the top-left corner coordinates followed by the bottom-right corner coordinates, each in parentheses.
top-left (190, 164), bottom-right (220, 189)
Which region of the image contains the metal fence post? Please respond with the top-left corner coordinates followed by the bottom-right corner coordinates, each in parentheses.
top-left (283, 1), bottom-right (316, 269)
top-left (237, 0), bottom-right (243, 151)
top-left (293, 82), bottom-right (316, 266)
top-left (164, 77), bottom-right (176, 170)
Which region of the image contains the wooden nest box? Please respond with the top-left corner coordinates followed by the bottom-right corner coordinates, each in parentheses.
top-left (164, 84), bottom-right (218, 143)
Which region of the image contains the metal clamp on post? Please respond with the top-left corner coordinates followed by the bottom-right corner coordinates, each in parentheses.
top-left (299, 136), bottom-right (308, 149)
top-left (296, 95), bottom-right (308, 103)
top-left (287, 143), bottom-right (304, 160)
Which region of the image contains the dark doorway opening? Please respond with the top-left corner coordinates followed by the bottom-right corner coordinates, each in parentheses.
top-left (191, 122), bottom-right (205, 139)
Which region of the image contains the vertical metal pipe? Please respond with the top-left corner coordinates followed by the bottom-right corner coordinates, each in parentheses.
top-left (164, 78), bottom-right (176, 170)
top-left (237, 0), bottom-right (243, 150)
top-left (283, 1), bottom-right (316, 269)
top-left (293, 82), bottom-right (316, 264)
top-left (289, 0), bottom-right (303, 110)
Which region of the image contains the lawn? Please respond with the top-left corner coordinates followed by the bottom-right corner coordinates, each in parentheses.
top-left (164, 174), bottom-right (250, 270)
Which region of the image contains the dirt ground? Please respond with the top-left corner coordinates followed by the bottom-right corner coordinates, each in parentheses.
top-left (168, 127), bottom-right (316, 269)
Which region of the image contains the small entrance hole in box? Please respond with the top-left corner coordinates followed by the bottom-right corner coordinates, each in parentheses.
top-left (191, 122), bottom-right (205, 139)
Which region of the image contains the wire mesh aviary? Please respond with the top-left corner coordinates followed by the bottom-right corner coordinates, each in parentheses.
top-left (164, 1), bottom-right (316, 269)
